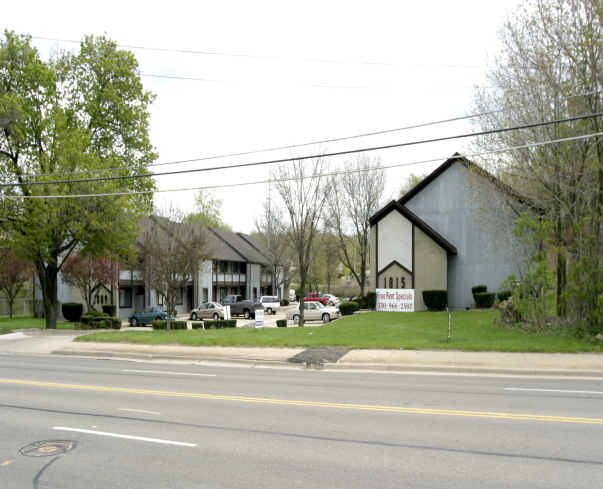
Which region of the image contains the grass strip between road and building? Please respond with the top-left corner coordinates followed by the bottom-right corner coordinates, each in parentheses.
top-left (0, 316), bottom-right (76, 334)
top-left (75, 311), bottom-right (603, 353)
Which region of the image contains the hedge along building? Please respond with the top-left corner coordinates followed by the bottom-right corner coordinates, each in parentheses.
top-left (369, 153), bottom-right (531, 310)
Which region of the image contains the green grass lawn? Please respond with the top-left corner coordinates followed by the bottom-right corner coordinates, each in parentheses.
top-left (75, 310), bottom-right (603, 353)
top-left (0, 316), bottom-right (76, 334)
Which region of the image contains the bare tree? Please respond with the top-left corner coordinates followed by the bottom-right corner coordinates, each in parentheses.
top-left (328, 155), bottom-right (385, 296)
top-left (254, 196), bottom-right (290, 299)
top-left (139, 210), bottom-right (210, 330)
top-left (275, 158), bottom-right (329, 326)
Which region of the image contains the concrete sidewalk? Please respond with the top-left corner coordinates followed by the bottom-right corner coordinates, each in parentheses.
top-left (54, 340), bottom-right (603, 376)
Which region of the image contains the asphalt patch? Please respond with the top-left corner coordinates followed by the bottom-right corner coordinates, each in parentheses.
top-left (19, 440), bottom-right (77, 457)
top-left (288, 347), bottom-right (351, 366)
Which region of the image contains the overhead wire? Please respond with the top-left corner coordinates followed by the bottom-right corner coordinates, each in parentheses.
top-left (2, 111), bottom-right (601, 188)
top-left (30, 35), bottom-right (481, 69)
top-left (23, 111), bottom-right (505, 179)
top-left (4, 131), bottom-right (601, 199)
top-left (16, 89), bottom-right (602, 180)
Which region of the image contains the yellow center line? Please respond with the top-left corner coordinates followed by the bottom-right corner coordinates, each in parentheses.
top-left (1, 377), bottom-right (603, 425)
top-left (1, 459), bottom-right (15, 466)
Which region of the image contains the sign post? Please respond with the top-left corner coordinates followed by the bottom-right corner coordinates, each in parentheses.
top-left (376, 289), bottom-right (415, 312)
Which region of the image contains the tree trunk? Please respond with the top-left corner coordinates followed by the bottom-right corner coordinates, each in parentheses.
top-left (166, 288), bottom-right (171, 331)
top-left (37, 261), bottom-right (58, 329)
top-left (360, 271), bottom-right (366, 297)
top-left (556, 212), bottom-right (567, 317)
top-left (298, 276), bottom-right (305, 327)
top-left (8, 297), bottom-right (14, 319)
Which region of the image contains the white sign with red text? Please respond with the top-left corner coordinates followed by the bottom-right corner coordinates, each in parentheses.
top-left (376, 289), bottom-right (414, 312)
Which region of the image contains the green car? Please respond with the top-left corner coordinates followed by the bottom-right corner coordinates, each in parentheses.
top-left (128, 306), bottom-right (167, 326)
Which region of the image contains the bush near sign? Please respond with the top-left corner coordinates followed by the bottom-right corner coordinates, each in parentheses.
top-left (376, 289), bottom-right (414, 312)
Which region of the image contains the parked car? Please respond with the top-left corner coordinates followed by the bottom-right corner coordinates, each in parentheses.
top-left (257, 296), bottom-right (280, 315)
top-left (128, 306), bottom-right (167, 326)
top-left (303, 293), bottom-right (331, 306)
top-left (190, 302), bottom-right (224, 321)
top-left (220, 295), bottom-right (256, 319)
top-left (323, 293), bottom-right (340, 306)
top-left (287, 301), bottom-right (340, 323)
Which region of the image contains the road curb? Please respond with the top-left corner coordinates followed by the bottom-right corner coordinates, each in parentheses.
top-left (52, 348), bottom-right (603, 377)
top-left (325, 362), bottom-right (603, 377)
top-left (53, 349), bottom-right (299, 368)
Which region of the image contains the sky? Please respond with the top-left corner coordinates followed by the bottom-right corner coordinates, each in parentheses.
top-left (3, 0), bottom-right (522, 233)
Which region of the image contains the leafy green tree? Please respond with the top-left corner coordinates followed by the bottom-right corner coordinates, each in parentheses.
top-left (185, 189), bottom-right (231, 230)
top-left (398, 172), bottom-right (427, 197)
top-left (0, 246), bottom-right (32, 319)
top-left (0, 32), bottom-right (156, 328)
top-left (472, 0), bottom-right (601, 331)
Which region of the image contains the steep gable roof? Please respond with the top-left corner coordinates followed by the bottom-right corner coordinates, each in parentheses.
top-left (236, 233), bottom-right (272, 262)
top-left (210, 228), bottom-right (271, 266)
top-left (398, 153), bottom-right (538, 209)
top-left (369, 200), bottom-right (457, 255)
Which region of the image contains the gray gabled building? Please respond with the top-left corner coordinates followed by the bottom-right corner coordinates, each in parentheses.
top-left (370, 153), bottom-right (532, 310)
top-left (54, 218), bottom-right (282, 319)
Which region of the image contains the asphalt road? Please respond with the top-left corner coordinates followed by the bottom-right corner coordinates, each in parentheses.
top-left (1, 353), bottom-right (602, 489)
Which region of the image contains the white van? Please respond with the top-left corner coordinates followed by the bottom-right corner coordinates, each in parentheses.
top-left (289, 289), bottom-right (296, 301)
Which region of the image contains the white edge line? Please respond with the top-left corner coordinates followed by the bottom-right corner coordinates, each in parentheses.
top-left (53, 427), bottom-right (196, 447)
top-left (122, 369), bottom-right (216, 377)
top-left (505, 387), bottom-right (603, 395)
top-left (118, 408), bottom-right (161, 415)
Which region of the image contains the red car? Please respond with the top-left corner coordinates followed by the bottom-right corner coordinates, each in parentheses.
top-left (303, 293), bottom-right (331, 306)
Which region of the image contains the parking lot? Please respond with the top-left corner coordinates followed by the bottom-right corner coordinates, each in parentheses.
top-left (120, 302), bottom-right (339, 329)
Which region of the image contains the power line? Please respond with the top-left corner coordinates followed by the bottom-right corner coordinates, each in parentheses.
top-left (19, 89), bottom-right (602, 180)
top-left (24, 111), bottom-right (503, 179)
top-left (139, 72), bottom-right (370, 89)
top-left (2, 111), bottom-right (601, 188)
top-left (31, 35), bottom-right (481, 70)
top-left (4, 131), bottom-right (601, 199)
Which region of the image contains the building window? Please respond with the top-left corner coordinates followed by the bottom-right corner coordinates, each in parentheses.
top-left (202, 288), bottom-right (209, 302)
top-left (396, 277), bottom-right (399, 289)
top-left (176, 287), bottom-right (184, 305)
top-left (389, 277), bottom-right (393, 288)
top-left (157, 292), bottom-right (164, 306)
top-left (119, 288), bottom-right (132, 308)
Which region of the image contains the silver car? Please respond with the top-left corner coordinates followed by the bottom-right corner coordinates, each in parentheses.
top-left (287, 301), bottom-right (340, 323)
top-left (190, 302), bottom-right (225, 321)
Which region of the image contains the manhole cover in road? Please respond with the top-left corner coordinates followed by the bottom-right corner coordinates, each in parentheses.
top-left (19, 440), bottom-right (77, 457)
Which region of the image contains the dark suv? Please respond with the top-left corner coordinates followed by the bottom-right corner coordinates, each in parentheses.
top-left (220, 295), bottom-right (256, 319)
